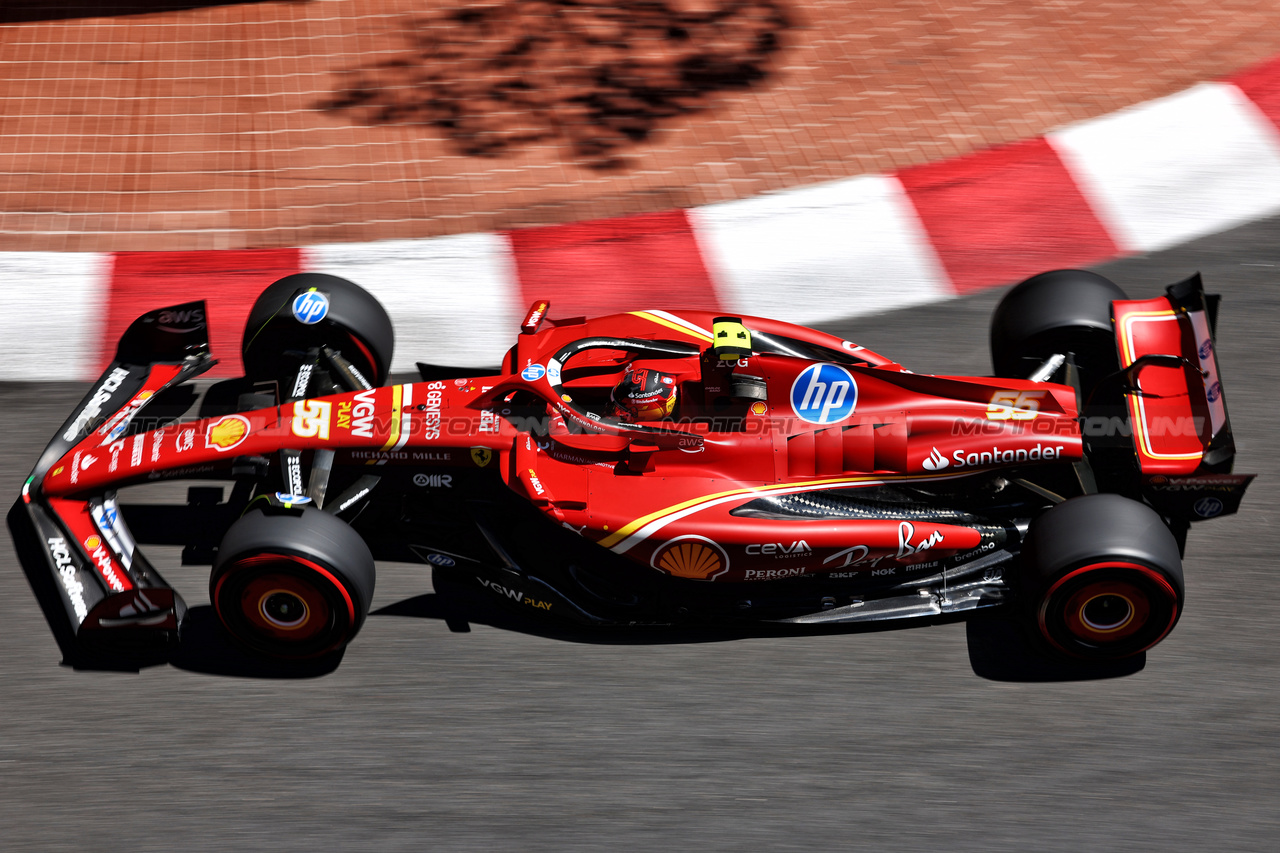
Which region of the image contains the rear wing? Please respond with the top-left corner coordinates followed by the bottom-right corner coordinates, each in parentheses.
top-left (9, 302), bottom-right (214, 658)
top-left (1112, 274), bottom-right (1254, 518)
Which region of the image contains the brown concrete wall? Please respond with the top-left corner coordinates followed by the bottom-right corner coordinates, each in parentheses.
top-left (3, 0), bottom-right (1280, 251)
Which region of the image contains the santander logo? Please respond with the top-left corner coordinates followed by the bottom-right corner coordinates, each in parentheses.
top-left (922, 447), bottom-right (949, 471)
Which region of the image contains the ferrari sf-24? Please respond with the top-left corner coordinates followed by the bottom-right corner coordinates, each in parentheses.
top-left (9, 268), bottom-right (1253, 667)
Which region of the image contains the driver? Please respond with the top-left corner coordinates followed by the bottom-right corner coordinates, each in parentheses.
top-left (609, 367), bottom-right (679, 422)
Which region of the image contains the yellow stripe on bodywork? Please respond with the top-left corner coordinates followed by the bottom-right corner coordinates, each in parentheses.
top-left (630, 311), bottom-right (713, 342)
top-left (379, 385), bottom-right (404, 451)
top-left (597, 471), bottom-right (969, 549)
top-left (1118, 310), bottom-right (1203, 462)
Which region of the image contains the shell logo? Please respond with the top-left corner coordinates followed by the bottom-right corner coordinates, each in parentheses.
top-left (205, 415), bottom-right (250, 452)
top-left (84, 536), bottom-right (101, 550)
top-left (651, 536), bottom-right (729, 580)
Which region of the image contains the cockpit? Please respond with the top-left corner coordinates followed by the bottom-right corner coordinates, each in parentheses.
top-left (531, 316), bottom-right (873, 436)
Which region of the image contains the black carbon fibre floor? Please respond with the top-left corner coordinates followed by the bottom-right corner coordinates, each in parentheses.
top-left (2, 216), bottom-right (1278, 851)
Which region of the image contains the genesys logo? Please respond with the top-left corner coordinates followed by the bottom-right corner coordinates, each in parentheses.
top-left (923, 444), bottom-right (1065, 470)
top-left (790, 363), bottom-right (857, 425)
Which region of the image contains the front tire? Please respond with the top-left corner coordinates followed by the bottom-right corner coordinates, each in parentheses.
top-left (1020, 494), bottom-right (1184, 660)
top-left (211, 507), bottom-right (376, 659)
top-left (241, 272), bottom-right (395, 390)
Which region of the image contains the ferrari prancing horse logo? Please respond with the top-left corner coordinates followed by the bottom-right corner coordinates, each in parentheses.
top-left (471, 447), bottom-right (493, 467)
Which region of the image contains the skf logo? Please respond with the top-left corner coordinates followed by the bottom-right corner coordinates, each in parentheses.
top-left (986, 390), bottom-right (1043, 421)
top-left (790, 364), bottom-right (857, 425)
top-left (292, 400), bottom-right (332, 440)
top-left (205, 415), bottom-right (250, 452)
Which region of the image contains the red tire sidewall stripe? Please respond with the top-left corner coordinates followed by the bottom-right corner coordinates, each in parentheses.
top-left (1038, 560), bottom-right (1180, 655)
top-left (214, 552), bottom-right (357, 630)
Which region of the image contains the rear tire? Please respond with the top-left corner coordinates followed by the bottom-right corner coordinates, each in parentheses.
top-left (990, 269), bottom-right (1126, 398)
top-left (211, 507), bottom-right (376, 659)
top-left (1020, 494), bottom-right (1183, 660)
top-left (241, 273), bottom-right (395, 390)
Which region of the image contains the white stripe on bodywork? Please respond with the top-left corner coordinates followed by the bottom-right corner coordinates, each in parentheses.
top-left (393, 383), bottom-right (413, 450)
top-left (642, 310), bottom-right (712, 339)
top-left (610, 471), bottom-right (974, 555)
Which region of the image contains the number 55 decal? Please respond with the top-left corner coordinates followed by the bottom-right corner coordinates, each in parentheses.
top-left (987, 390), bottom-right (1044, 421)
top-left (292, 400), bottom-right (333, 439)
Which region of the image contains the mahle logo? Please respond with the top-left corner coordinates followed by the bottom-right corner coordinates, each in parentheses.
top-left (790, 364), bottom-right (857, 425)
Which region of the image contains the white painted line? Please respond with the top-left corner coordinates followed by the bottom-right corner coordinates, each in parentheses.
top-left (1050, 82), bottom-right (1280, 253)
top-left (0, 252), bottom-right (107, 381)
top-left (689, 174), bottom-right (953, 325)
top-left (306, 233), bottom-right (520, 371)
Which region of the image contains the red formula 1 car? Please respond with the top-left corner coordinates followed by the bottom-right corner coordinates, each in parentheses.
top-left (9, 269), bottom-right (1254, 667)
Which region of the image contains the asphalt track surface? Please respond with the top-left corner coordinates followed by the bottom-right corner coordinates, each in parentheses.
top-left (2, 220), bottom-right (1279, 852)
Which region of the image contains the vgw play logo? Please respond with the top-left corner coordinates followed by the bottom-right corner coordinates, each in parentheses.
top-left (790, 364), bottom-right (858, 425)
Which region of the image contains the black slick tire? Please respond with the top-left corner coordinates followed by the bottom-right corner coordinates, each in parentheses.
top-left (1020, 494), bottom-right (1184, 660)
top-left (210, 506), bottom-right (376, 659)
top-left (241, 272), bottom-right (395, 389)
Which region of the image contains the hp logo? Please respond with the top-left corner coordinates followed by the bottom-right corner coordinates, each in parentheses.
top-left (790, 364), bottom-right (857, 425)
top-left (1193, 497), bottom-right (1223, 518)
top-left (291, 290), bottom-right (330, 325)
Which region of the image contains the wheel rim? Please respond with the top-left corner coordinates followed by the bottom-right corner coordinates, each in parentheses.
top-left (213, 552), bottom-right (357, 657)
top-left (1039, 561), bottom-right (1179, 658)
top-left (241, 572), bottom-right (331, 642)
